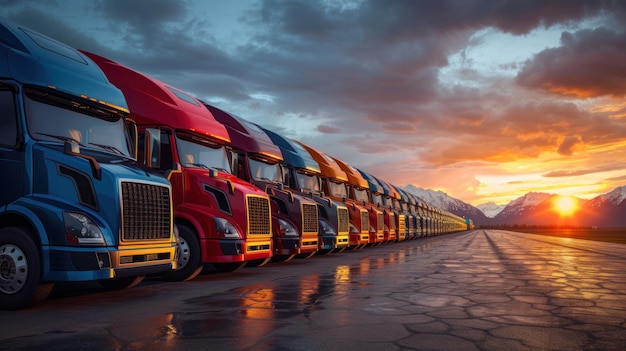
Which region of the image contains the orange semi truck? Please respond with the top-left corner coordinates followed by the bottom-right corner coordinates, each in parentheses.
top-left (296, 142), bottom-right (370, 249)
top-left (331, 157), bottom-right (385, 246)
top-left (85, 52), bottom-right (273, 278)
top-left (206, 106), bottom-right (319, 262)
top-left (260, 127), bottom-right (350, 254)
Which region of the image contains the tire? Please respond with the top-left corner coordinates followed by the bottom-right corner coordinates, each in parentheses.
top-left (161, 225), bottom-right (203, 281)
top-left (0, 227), bottom-right (54, 310)
top-left (98, 275), bottom-right (144, 290)
top-left (212, 262), bottom-right (246, 272)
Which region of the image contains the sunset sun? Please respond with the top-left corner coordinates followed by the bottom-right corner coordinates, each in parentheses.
top-left (553, 196), bottom-right (578, 216)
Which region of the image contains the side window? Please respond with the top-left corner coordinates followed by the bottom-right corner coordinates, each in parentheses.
top-left (0, 90), bottom-right (19, 147)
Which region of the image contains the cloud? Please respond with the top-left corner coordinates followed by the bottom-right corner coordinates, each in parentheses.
top-left (557, 135), bottom-right (582, 156)
top-left (543, 163), bottom-right (626, 177)
top-left (517, 27), bottom-right (626, 98)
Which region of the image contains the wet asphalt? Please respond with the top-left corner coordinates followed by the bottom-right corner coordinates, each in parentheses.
top-left (1, 229), bottom-right (626, 350)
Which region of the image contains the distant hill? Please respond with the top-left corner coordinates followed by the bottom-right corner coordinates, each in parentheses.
top-left (402, 184), bottom-right (626, 227)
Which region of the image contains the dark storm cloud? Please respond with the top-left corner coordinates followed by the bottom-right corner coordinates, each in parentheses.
top-left (2, 0), bottom-right (624, 170)
top-left (235, 0), bottom-right (621, 128)
top-left (517, 27), bottom-right (626, 97)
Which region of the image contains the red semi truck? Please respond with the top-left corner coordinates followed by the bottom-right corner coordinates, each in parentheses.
top-left (84, 52), bottom-right (273, 278)
top-left (205, 105), bottom-right (319, 262)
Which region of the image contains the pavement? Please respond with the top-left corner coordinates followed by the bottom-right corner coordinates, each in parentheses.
top-left (2, 229), bottom-right (626, 350)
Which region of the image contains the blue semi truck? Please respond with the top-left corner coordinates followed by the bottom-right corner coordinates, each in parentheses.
top-left (0, 20), bottom-right (177, 309)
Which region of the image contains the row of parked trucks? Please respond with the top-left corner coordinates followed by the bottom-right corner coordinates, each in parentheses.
top-left (0, 20), bottom-right (472, 309)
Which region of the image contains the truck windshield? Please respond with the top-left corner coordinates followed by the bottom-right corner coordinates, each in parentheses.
top-left (249, 158), bottom-right (281, 182)
top-left (353, 188), bottom-right (369, 203)
top-left (393, 199), bottom-right (402, 211)
top-left (25, 94), bottom-right (131, 157)
top-left (329, 181), bottom-right (348, 198)
top-left (175, 134), bottom-right (231, 173)
top-left (296, 172), bottom-right (320, 193)
top-left (372, 193), bottom-right (383, 206)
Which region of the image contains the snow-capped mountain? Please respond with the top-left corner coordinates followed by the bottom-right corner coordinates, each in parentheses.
top-left (495, 192), bottom-right (553, 218)
top-left (403, 184), bottom-right (490, 224)
top-left (401, 184), bottom-right (626, 227)
top-left (588, 186), bottom-right (626, 207)
top-left (476, 202), bottom-right (506, 218)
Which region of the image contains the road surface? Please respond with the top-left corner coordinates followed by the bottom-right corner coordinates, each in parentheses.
top-left (1, 230), bottom-right (626, 350)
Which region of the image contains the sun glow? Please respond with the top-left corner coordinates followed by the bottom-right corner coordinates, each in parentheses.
top-left (553, 196), bottom-right (578, 216)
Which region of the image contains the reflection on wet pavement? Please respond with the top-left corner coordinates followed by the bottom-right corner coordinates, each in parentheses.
top-left (3, 230), bottom-right (626, 350)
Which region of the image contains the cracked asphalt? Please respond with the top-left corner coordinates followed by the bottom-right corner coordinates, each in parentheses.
top-left (1, 230), bottom-right (626, 350)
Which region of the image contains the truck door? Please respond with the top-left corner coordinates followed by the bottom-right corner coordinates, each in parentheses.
top-left (0, 89), bottom-right (26, 206)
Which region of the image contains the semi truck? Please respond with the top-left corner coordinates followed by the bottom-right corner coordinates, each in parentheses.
top-left (357, 169), bottom-right (397, 243)
top-left (295, 142), bottom-right (370, 249)
top-left (370, 175), bottom-right (405, 241)
top-left (205, 106), bottom-right (319, 262)
top-left (331, 157), bottom-right (385, 246)
top-left (393, 185), bottom-right (417, 240)
top-left (259, 127), bottom-right (350, 254)
top-left (0, 20), bottom-right (178, 309)
top-left (84, 52), bottom-right (273, 278)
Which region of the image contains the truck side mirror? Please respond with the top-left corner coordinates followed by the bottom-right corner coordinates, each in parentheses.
top-left (145, 128), bottom-right (161, 168)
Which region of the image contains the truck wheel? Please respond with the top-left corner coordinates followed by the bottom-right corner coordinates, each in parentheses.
top-left (98, 275), bottom-right (144, 290)
top-left (212, 262), bottom-right (246, 272)
top-left (162, 225), bottom-right (203, 281)
top-left (0, 227), bottom-right (54, 310)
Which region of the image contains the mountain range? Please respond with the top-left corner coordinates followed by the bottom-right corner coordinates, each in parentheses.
top-left (402, 185), bottom-right (626, 227)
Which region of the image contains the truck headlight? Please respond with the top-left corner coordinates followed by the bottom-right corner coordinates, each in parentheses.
top-left (319, 219), bottom-right (336, 236)
top-left (277, 218), bottom-right (298, 236)
top-left (349, 223), bottom-right (359, 234)
top-left (63, 212), bottom-right (105, 245)
top-left (214, 217), bottom-right (242, 239)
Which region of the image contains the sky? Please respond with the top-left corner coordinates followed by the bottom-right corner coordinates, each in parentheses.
top-left (2, 0), bottom-right (626, 206)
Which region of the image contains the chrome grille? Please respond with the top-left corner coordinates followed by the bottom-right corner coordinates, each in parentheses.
top-left (247, 196), bottom-right (271, 235)
top-left (301, 203), bottom-right (319, 234)
top-left (398, 214), bottom-right (406, 233)
top-left (121, 182), bottom-right (171, 241)
top-left (337, 208), bottom-right (349, 233)
top-left (360, 211), bottom-right (369, 232)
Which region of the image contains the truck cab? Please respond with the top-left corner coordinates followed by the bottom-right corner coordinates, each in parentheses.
top-left (331, 157), bottom-right (385, 246)
top-left (295, 142), bottom-right (370, 249)
top-left (393, 186), bottom-right (417, 240)
top-left (0, 20), bottom-right (177, 309)
top-left (357, 169), bottom-right (396, 243)
top-left (260, 127), bottom-right (350, 254)
top-left (371, 176), bottom-right (406, 241)
top-left (396, 187), bottom-right (420, 240)
top-left (206, 105), bottom-right (319, 262)
top-left (84, 51), bottom-right (273, 278)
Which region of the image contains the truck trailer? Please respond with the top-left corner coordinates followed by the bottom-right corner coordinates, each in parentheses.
top-left (0, 20), bottom-right (177, 309)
